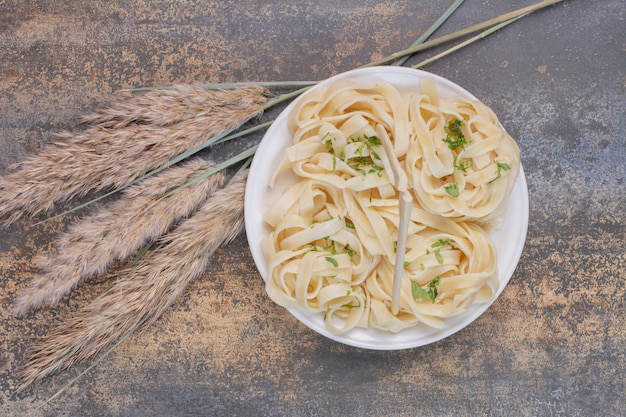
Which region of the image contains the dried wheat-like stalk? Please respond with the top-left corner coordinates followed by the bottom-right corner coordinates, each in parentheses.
top-left (13, 158), bottom-right (225, 316)
top-left (19, 170), bottom-right (248, 390)
top-left (0, 85), bottom-right (265, 226)
top-left (78, 84), bottom-right (260, 129)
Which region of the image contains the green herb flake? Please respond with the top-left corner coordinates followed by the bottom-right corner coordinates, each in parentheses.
top-left (429, 276), bottom-right (441, 300)
top-left (454, 157), bottom-right (471, 173)
top-left (442, 119), bottom-right (468, 150)
top-left (340, 288), bottom-right (362, 309)
top-left (322, 237), bottom-right (337, 253)
top-left (325, 256), bottom-right (338, 267)
top-left (411, 276), bottom-right (441, 302)
top-left (431, 239), bottom-right (456, 249)
top-left (489, 160), bottom-right (511, 183)
top-left (411, 281), bottom-right (429, 301)
top-left (434, 250), bottom-right (444, 265)
top-left (444, 183), bottom-right (459, 197)
top-left (341, 299), bottom-right (362, 309)
top-left (343, 134), bottom-right (385, 177)
top-left (364, 134), bottom-right (382, 147)
top-left (325, 138), bottom-right (335, 155)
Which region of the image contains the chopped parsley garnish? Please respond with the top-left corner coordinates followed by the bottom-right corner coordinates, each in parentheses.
top-left (454, 157), bottom-right (471, 173)
top-left (324, 137), bottom-right (335, 155)
top-left (341, 289), bottom-right (361, 309)
top-left (360, 134), bottom-right (382, 148)
top-left (341, 299), bottom-right (362, 309)
top-left (322, 238), bottom-right (338, 254)
top-left (434, 250), bottom-right (444, 265)
top-left (411, 276), bottom-right (441, 302)
top-left (443, 118), bottom-right (468, 150)
top-left (431, 239), bottom-right (456, 249)
top-left (344, 244), bottom-right (357, 257)
top-left (489, 160), bottom-right (511, 183)
top-left (324, 133), bottom-right (384, 177)
top-left (325, 256), bottom-right (338, 267)
top-left (444, 183), bottom-right (459, 197)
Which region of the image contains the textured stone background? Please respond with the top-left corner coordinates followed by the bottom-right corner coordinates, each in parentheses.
top-left (1, 1), bottom-right (624, 416)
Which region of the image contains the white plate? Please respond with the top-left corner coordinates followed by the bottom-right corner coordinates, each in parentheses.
top-left (244, 66), bottom-right (529, 350)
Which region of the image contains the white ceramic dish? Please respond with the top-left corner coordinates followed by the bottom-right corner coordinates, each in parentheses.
top-left (244, 66), bottom-right (529, 350)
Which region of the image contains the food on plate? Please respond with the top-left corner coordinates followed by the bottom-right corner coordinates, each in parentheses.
top-left (262, 77), bottom-right (520, 334)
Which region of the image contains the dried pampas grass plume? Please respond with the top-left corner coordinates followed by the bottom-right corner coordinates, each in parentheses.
top-left (13, 158), bottom-right (225, 316)
top-left (78, 84), bottom-right (259, 129)
top-left (0, 85), bottom-right (266, 225)
top-left (19, 169), bottom-right (248, 390)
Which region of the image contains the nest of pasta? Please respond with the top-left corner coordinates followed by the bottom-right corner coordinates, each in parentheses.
top-left (262, 77), bottom-right (520, 334)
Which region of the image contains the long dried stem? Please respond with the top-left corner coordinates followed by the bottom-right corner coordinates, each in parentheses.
top-left (19, 170), bottom-right (248, 390)
top-left (0, 85), bottom-right (265, 226)
top-left (13, 158), bottom-right (225, 315)
top-left (364, 0), bottom-right (563, 67)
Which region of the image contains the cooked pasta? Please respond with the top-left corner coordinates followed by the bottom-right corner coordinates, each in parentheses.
top-left (262, 77), bottom-right (519, 334)
top-left (406, 78), bottom-right (520, 222)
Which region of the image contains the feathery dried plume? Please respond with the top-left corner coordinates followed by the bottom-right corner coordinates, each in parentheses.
top-left (0, 85), bottom-right (266, 226)
top-left (78, 84), bottom-right (263, 129)
top-left (13, 158), bottom-right (225, 316)
top-left (19, 169), bottom-right (248, 390)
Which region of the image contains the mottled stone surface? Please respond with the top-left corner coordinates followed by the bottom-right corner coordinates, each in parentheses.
top-left (1, 1), bottom-right (624, 416)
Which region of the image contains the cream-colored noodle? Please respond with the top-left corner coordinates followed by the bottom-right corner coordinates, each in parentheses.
top-left (263, 77), bottom-right (519, 334)
top-left (407, 78), bottom-right (520, 223)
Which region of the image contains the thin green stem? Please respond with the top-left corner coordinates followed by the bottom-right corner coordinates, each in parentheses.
top-left (364, 0), bottom-right (562, 67)
top-left (392, 0), bottom-right (466, 66)
top-left (263, 0), bottom-right (561, 111)
top-left (263, 86), bottom-right (312, 111)
top-left (41, 317), bottom-right (148, 406)
top-left (412, 13), bottom-right (529, 69)
top-left (215, 120), bottom-right (274, 145)
top-left (128, 80), bottom-right (318, 92)
top-left (261, 0), bottom-right (465, 110)
top-left (160, 145), bottom-right (259, 199)
top-left (214, 120), bottom-right (274, 146)
top-left (229, 156), bottom-right (253, 186)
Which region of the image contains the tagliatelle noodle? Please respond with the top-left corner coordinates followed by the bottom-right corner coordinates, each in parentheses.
top-left (288, 79), bottom-right (411, 155)
top-left (407, 78), bottom-right (520, 223)
top-left (262, 78), bottom-right (519, 334)
top-left (363, 208), bottom-right (498, 331)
